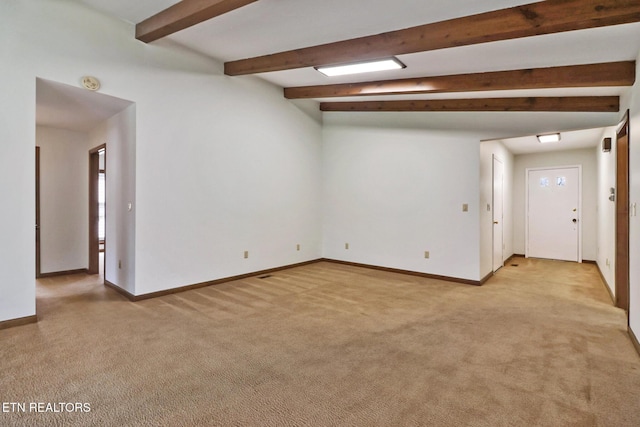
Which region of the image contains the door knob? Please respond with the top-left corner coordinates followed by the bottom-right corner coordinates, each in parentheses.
top-left (493, 221), bottom-right (499, 224)
top-left (572, 218), bottom-right (578, 223)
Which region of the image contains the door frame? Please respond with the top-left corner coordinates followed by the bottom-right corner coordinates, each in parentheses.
top-left (35, 146), bottom-right (41, 278)
top-left (525, 165), bottom-right (582, 262)
top-left (615, 110), bottom-right (630, 313)
top-left (492, 155), bottom-right (504, 272)
top-left (88, 144), bottom-right (105, 275)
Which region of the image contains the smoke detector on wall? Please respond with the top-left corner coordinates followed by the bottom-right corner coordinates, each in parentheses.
top-left (81, 76), bottom-right (100, 91)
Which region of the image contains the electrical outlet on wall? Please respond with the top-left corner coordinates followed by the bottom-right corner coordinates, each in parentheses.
top-left (345, 243), bottom-right (349, 250)
top-left (424, 251), bottom-right (430, 259)
top-left (244, 251), bottom-right (249, 259)
top-left (296, 244), bottom-right (300, 251)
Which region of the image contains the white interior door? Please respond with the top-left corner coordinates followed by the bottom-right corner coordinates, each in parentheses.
top-left (493, 156), bottom-right (504, 272)
top-left (527, 166), bottom-right (581, 262)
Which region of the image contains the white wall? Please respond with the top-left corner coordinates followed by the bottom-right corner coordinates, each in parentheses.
top-left (89, 105), bottom-right (136, 294)
top-left (479, 140), bottom-right (514, 278)
top-left (322, 123), bottom-right (481, 281)
top-left (0, 81), bottom-right (35, 321)
top-left (1, 0), bottom-right (635, 324)
top-left (134, 76), bottom-right (323, 295)
top-left (596, 126), bottom-right (617, 297)
top-left (513, 148), bottom-right (598, 260)
top-left (627, 51), bottom-right (640, 341)
top-left (0, 0), bottom-right (323, 312)
top-left (36, 126), bottom-right (89, 273)
top-left (0, 0), bottom-right (41, 320)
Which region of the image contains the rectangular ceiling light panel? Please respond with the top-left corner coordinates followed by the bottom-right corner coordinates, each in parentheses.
top-left (316, 58), bottom-right (405, 77)
top-left (537, 133), bottom-right (561, 143)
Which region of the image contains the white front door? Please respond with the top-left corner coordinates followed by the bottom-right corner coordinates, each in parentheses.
top-left (527, 166), bottom-right (581, 262)
top-left (493, 156), bottom-right (504, 272)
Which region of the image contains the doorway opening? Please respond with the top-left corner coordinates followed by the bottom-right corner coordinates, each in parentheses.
top-left (615, 111), bottom-right (630, 314)
top-left (89, 144), bottom-right (106, 277)
top-left (35, 77), bottom-right (135, 316)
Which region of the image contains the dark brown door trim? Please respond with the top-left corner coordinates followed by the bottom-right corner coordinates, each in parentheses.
top-left (88, 144), bottom-right (105, 275)
top-left (615, 110), bottom-right (630, 315)
top-left (35, 146), bottom-right (41, 278)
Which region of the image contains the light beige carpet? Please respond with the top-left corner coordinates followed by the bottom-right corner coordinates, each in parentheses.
top-left (1, 259), bottom-right (639, 426)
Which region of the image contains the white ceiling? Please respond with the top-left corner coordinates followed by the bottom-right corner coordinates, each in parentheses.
top-left (74, 0), bottom-right (640, 88)
top-left (498, 128), bottom-right (606, 155)
top-left (66, 0), bottom-right (640, 152)
top-left (36, 78), bottom-right (133, 132)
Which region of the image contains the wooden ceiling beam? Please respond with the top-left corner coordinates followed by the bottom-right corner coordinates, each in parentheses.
top-left (136, 0), bottom-right (258, 43)
top-left (224, 0), bottom-right (640, 75)
top-left (319, 97), bottom-right (620, 113)
top-left (284, 61), bottom-right (636, 99)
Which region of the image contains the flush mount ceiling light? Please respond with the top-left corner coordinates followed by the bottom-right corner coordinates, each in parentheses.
top-left (315, 57), bottom-right (406, 77)
top-left (81, 76), bottom-right (100, 91)
top-left (537, 133), bottom-right (561, 144)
